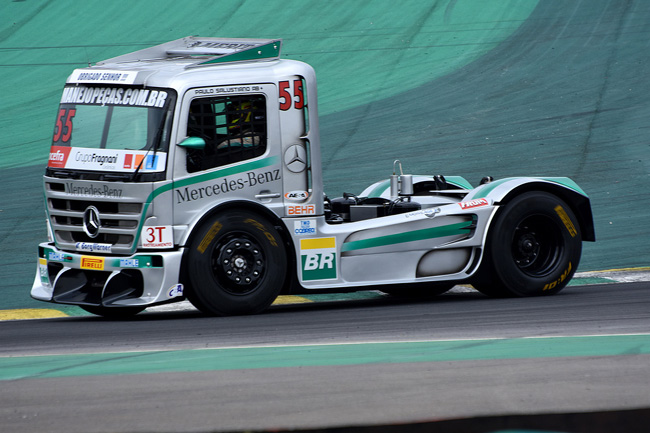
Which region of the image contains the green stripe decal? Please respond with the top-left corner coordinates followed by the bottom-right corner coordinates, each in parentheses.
top-left (341, 220), bottom-right (472, 253)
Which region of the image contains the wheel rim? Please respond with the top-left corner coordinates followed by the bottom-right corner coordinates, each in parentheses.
top-left (511, 214), bottom-right (562, 277)
top-left (212, 235), bottom-right (265, 295)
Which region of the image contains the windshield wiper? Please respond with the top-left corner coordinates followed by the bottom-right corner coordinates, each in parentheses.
top-left (130, 110), bottom-right (169, 182)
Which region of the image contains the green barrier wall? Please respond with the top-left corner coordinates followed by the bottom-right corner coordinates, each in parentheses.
top-left (1, 0), bottom-right (648, 310)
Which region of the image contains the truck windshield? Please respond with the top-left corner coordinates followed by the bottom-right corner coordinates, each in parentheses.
top-left (52, 85), bottom-right (176, 152)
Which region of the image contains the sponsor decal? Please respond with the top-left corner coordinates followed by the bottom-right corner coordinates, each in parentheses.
top-left (39, 258), bottom-right (49, 284)
top-left (194, 85), bottom-right (263, 95)
top-left (458, 198), bottom-right (489, 210)
top-left (294, 220), bottom-right (316, 236)
top-left (175, 169), bottom-right (281, 204)
top-left (300, 237), bottom-right (337, 281)
top-left (119, 259), bottom-right (140, 268)
top-left (48, 252), bottom-right (67, 262)
top-left (69, 69), bottom-right (137, 85)
top-left (554, 205), bottom-right (577, 237)
top-left (49, 147), bottom-right (166, 172)
top-left (80, 256), bottom-right (105, 270)
top-left (48, 146), bottom-right (72, 168)
top-left (141, 226), bottom-right (174, 249)
top-left (167, 284), bottom-right (184, 298)
top-left (284, 190), bottom-right (309, 201)
top-left (287, 205), bottom-right (316, 216)
top-left (190, 41), bottom-right (257, 51)
top-left (75, 242), bottom-right (112, 253)
top-left (65, 182), bottom-right (123, 198)
top-left (543, 262), bottom-right (572, 291)
top-left (404, 208), bottom-right (440, 219)
top-left (60, 85), bottom-right (167, 108)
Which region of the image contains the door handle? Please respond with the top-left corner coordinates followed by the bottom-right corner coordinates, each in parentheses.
top-left (255, 192), bottom-right (281, 199)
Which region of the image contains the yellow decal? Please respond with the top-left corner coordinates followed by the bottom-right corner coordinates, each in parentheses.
top-left (554, 205), bottom-right (577, 237)
top-left (300, 237), bottom-right (336, 250)
top-left (80, 256), bottom-right (105, 270)
top-left (543, 262), bottom-right (572, 291)
top-left (198, 221), bottom-right (223, 254)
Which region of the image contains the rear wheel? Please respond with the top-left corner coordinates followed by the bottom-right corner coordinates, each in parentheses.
top-left (473, 192), bottom-right (581, 297)
top-left (185, 211), bottom-right (287, 316)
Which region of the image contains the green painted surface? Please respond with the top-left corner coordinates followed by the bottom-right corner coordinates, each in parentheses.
top-left (1, 334), bottom-right (648, 381)
top-left (0, 0), bottom-right (537, 169)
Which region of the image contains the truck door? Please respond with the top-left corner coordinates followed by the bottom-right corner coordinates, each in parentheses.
top-left (172, 85), bottom-right (283, 232)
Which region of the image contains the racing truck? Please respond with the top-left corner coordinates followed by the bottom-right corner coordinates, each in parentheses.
top-left (32, 37), bottom-right (595, 317)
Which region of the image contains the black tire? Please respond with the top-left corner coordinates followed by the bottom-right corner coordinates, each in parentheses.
top-left (80, 305), bottom-right (145, 318)
top-left (381, 283), bottom-right (454, 298)
top-left (185, 210), bottom-right (287, 316)
top-left (473, 191), bottom-right (582, 297)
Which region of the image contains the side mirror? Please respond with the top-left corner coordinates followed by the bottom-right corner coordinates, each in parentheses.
top-left (178, 136), bottom-right (206, 150)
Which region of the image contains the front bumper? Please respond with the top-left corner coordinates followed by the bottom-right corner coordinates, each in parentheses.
top-left (32, 243), bottom-right (185, 308)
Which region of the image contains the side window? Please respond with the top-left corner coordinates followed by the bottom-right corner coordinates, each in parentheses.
top-left (186, 95), bottom-right (267, 172)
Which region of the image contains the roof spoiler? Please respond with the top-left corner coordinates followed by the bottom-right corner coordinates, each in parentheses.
top-left (95, 37), bottom-right (282, 68)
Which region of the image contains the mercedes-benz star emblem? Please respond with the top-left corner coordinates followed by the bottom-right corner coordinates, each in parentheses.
top-left (83, 206), bottom-right (101, 238)
top-left (283, 144), bottom-right (307, 173)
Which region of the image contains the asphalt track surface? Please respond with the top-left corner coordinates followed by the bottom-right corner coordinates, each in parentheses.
top-left (1, 281), bottom-right (650, 432)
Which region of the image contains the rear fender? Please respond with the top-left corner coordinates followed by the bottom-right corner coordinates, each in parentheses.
top-left (466, 177), bottom-right (595, 242)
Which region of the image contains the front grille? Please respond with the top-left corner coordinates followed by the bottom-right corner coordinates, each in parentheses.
top-left (46, 181), bottom-right (144, 254)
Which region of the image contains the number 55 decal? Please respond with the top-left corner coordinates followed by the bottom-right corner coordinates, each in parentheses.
top-left (279, 79), bottom-right (305, 111)
top-left (53, 108), bottom-right (76, 143)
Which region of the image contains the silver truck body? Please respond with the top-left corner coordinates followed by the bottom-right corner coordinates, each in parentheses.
top-left (32, 37), bottom-right (595, 315)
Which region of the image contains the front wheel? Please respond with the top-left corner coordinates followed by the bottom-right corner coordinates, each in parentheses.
top-left (185, 211), bottom-right (287, 316)
top-left (473, 191), bottom-right (582, 297)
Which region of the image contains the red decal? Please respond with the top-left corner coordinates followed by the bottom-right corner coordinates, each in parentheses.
top-left (287, 205), bottom-right (315, 215)
top-left (53, 108), bottom-right (76, 143)
top-left (459, 198), bottom-right (489, 210)
top-left (279, 79), bottom-right (305, 111)
top-left (48, 146), bottom-right (72, 168)
top-left (124, 154), bottom-right (133, 169)
top-left (279, 80), bottom-right (291, 111)
top-left (293, 79), bottom-right (304, 109)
